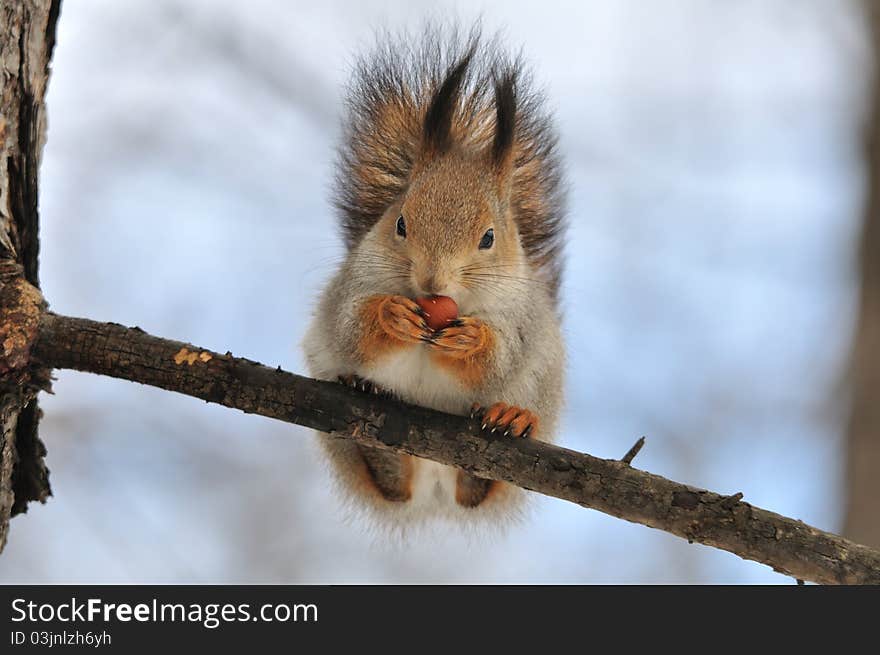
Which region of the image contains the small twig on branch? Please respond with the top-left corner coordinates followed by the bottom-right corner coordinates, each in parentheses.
top-left (721, 492), bottom-right (745, 510)
top-left (620, 436), bottom-right (646, 465)
top-left (26, 312), bottom-right (880, 585)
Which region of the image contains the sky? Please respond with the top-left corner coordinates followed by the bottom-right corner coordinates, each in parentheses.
top-left (0, 0), bottom-right (872, 583)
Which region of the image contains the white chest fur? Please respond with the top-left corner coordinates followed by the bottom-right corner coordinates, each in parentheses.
top-left (358, 345), bottom-right (471, 508)
top-left (359, 346), bottom-right (471, 415)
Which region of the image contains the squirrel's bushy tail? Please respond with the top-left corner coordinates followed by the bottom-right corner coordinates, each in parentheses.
top-left (334, 23), bottom-right (566, 299)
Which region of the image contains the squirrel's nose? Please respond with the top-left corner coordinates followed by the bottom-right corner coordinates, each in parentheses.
top-left (418, 274), bottom-right (446, 296)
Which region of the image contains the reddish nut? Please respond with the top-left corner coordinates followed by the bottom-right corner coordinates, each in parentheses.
top-left (415, 295), bottom-right (458, 331)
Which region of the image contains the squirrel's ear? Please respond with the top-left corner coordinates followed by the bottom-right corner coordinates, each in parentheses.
top-left (421, 50), bottom-right (473, 158)
top-left (490, 71), bottom-right (517, 192)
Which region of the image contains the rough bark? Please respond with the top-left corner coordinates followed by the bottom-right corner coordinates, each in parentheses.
top-left (31, 312), bottom-right (880, 585)
top-left (0, 0), bottom-right (60, 552)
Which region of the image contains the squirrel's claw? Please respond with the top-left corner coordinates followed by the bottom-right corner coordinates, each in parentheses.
top-left (429, 316), bottom-right (489, 358)
top-left (338, 374), bottom-right (389, 398)
top-left (376, 295), bottom-right (432, 344)
top-left (475, 402), bottom-right (538, 439)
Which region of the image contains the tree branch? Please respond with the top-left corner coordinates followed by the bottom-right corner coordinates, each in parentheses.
top-left (29, 311), bottom-right (880, 585)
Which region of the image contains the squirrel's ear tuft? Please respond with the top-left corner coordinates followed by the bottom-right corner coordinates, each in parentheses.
top-left (491, 71), bottom-right (517, 171)
top-left (422, 49), bottom-right (474, 156)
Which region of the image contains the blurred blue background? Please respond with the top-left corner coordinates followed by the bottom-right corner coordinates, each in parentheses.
top-left (0, 0), bottom-right (872, 583)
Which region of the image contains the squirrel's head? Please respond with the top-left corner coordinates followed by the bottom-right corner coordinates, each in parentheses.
top-left (385, 149), bottom-right (519, 304)
top-left (339, 30), bottom-right (565, 303)
top-left (362, 53), bottom-right (526, 310)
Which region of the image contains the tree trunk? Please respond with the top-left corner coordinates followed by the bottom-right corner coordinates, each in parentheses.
top-left (845, 3), bottom-right (880, 548)
top-left (0, 0), bottom-right (60, 552)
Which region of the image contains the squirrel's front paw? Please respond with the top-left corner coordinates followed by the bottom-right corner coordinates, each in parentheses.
top-left (429, 316), bottom-right (491, 359)
top-left (375, 295), bottom-right (432, 345)
top-left (471, 402), bottom-right (538, 438)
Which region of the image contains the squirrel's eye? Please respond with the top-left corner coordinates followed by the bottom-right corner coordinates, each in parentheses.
top-left (479, 228), bottom-right (494, 250)
top-left (396, 215), bottom-right (406, 238)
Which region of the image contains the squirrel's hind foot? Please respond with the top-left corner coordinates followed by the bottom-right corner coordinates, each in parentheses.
top-left (455, 471), bottom-right (498, 508)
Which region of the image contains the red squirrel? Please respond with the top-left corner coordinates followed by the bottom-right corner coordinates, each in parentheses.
top-left (303, 26), bottom-right (566, 525)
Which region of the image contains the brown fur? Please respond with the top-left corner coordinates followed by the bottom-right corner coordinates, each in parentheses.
top-left (355, 296), bottom-right (396, 364)
top-left (358, 446), bottom-right (415, 502)
top-left (429, 317), bottom-right (495, 389)
top-left (334, 25), bottom-right (566, 299)
top-left (455, 472), bottom-right (499, 508)
top-left (356, 294), bottom-right (428, 364)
